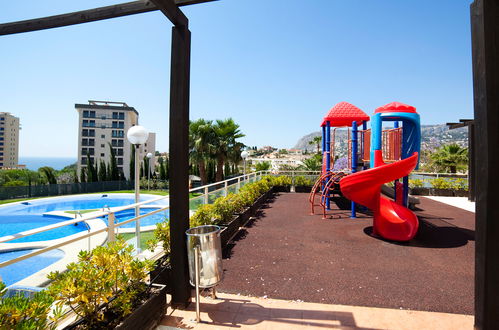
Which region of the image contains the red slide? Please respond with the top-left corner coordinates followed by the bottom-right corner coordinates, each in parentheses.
top-left (340, 152), bottom-right (419, 241)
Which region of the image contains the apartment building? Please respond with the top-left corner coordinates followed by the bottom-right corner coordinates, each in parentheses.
top-left (0, 112), bottom-right (20, 169)
top-left (75, 101), bottom-right (156, 180)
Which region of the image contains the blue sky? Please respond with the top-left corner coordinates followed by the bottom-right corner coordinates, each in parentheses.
top-left (0, 0), bottom-right (473, 157)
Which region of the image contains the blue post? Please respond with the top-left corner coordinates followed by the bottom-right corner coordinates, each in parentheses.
top-left (321, 125), bottom-right (326, 204)
top-left (351, 121), bottom-right (358, 218)
top-left (362, 121), bottom-right (367, 170)
top-left (393, 121), bottom-right (399, 202)
top-left (325, 122), bottom-right (331, 210)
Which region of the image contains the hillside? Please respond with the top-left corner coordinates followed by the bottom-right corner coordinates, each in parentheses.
top-left (293, 124), bottom-right (468, 158)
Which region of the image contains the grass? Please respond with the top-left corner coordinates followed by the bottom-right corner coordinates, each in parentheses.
top-left (66, 209), bottom-right (98, 214)
top-left (117, 231), bottom-right (155, 251)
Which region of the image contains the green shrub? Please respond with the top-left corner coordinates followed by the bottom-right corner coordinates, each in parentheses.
top-left (190, 204), bottom-right (215, 227)
top-left (430, 178), bottom-right (453, 189)
top-left (212, 195), bottom-right (237, 225)
top-left (409, 179), bottom-right (424, 188)
top-left (294, 176), bottom-right (314, 186)
top-left (147, 220), bottom-right (170, 255)
top-left (0, 282), bottom-right (62, 330)
top-left (48, 238), bottom-right (154, 328)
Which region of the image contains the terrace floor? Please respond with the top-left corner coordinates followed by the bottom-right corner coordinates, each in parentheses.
top-left (159, 192), bottom-right (475, 329)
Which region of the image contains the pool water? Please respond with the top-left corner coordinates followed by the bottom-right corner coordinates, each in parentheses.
top-left (106, 208), bottom-right (170, 228)
top-left (0, 216), bottom-right (88, 243)
top-left (0, 249), bottom-right (64, 286)
top-left (0, 194), bottom-right (167, 242)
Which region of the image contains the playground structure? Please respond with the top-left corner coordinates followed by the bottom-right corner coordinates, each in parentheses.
top-left (310, 101), bottom-right (421, 241)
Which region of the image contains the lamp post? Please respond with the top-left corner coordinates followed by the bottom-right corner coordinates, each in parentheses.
top-left (147, 152), bottom-right (153, 191)
top-left (241, 150), bottom-right (249, 181)
top-left (127, 125), bottom-right (149, 253)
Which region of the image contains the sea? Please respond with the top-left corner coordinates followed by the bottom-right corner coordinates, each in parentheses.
top-left (19, 157), bottom-right (77, 171)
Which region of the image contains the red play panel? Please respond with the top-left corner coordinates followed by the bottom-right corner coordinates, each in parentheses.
top-left (322, 101), bottom-right (369, 127)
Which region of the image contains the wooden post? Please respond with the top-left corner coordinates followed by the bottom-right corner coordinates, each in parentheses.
top-left (169, 23), bottom-right (191, 307)
top-left (471, 1), bottom-right (499, 328)
top-left (468, 122), bottom-right (476, 202)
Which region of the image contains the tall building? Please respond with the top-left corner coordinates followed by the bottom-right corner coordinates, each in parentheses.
top-left (75, 101), bottom-right (156, 180)
top-left (0, 112), bottom-right (20, 169)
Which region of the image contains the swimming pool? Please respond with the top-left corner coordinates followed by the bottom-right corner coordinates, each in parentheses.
top-left (108, 208), bottom-right (170, 228)
top-left (0, 249), bottom-right (64, 286)
top-left (0, 194), bottom-right (168, 242)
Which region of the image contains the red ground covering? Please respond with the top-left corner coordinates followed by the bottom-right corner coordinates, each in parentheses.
top-left (218, 193), bottom-right (474, 315)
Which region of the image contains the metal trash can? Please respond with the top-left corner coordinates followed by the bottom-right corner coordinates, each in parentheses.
top-left (186, 225), bottom-right (223, 288)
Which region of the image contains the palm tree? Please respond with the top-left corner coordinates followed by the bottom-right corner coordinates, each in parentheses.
top-left (212, 118), bottom-right (245, 182)
top-left (308, 136), bottom-right (322, 154)
top-left (430, 143), bottom-right (468, 173)
top-left (189, 119), bottom-right (215, 185)
top-left (39, 166), bottom-right (57, 184)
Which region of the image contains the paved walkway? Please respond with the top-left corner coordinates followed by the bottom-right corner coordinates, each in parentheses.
top-left (158, 292), bottom-right (473, 329)
top-left (425, 196), bottom-right (475, 213)
top-left (217, 193), bottom-right (475, 314)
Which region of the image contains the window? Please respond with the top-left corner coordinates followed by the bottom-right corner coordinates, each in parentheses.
top-left (0, 127), bottom-right (3, 131)
top-left (82, 129), bottom-right (88, 137)
top-left (112, 139), bottom-right (117, 147)
top-left (82, 139), bottom-right (88, 146)
top-left (117, 149), bottom-right (123, 156)
top-left (88, 148), bottom-right (94, 155)
top-left (82, 120), bottom-right (95, 127)
top-left (81, 157), bottom-right (86, 164)
top-left (112, 112), bottom-right (118, 119)
top-left (117, 158), bottom-right (123, 165)
top-left (119, 112), bottom-right (125, 120)
top-left (83, 110), bottom-right (89, 117)
top-left (88, 139), bottom-right (95, 146)
top-left (0, 117), bottom-right (4, 121)
top-left (118, 140), bottom-right (124, 147)
top-left (89, 130), bottom-right (95, 137)
top-left (112, 130), bottom-right (124, 138)
top-left (100, 153), bottom-right (105, 157)
top-left (101, 134), bottom-right (105, 139)
top-left (81, 148), bottom-right (88, 155)
top-left (101, 144), bottom-right (105, 148)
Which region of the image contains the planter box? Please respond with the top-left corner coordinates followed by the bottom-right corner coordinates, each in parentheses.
top-left (115, 284), bottom-right (167, 330)
top-left (150, 256), bottom-right (171, 288)
top-left (295, 185), bottom-right (312, 193)
top-left (273, 185), bottom-right (290, 193)
top-left (63, 284), bottom-right (167, 330)
top-left (220, 216), bottom-right (241, 248)
top-left (410, 187), bottom-right (430, 196)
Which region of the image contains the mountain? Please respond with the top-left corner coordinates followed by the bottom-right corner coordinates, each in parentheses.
top-left (293, 124), bottom-right (468, 158)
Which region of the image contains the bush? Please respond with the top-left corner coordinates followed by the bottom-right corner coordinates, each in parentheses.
top-left (0, 282), bottom-right (62, 330)
top-left (190, 204), bottom-right (215, 227)
top-left (212, 195), bottom-right (238, 225)
top-left (48, 239), bottom-right (154, 328)
top-left (294, 176), bottom-right (314, 186)
top-left (409, 179), bottom-right (424, 188)
top-left (430, 178), bottom-right (453, 189)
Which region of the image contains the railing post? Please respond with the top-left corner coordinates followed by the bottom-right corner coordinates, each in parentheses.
top-left (108, 212), bottom-right (116, 243)
top-left (237, 177), bottom-right (241, 192)
top-left (204, 186), bottom-right (209, 204)
top-left (224, 181), bottom-right (228, 197)
top-left (291, 171), bottom-right (296, 193)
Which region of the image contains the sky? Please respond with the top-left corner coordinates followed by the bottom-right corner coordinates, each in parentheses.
top-left (0, 0), bottom-right (474, 157)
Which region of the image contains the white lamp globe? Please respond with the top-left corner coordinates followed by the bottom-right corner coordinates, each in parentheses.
top-left (147, 152), bottom-right (153, 159)
top-left (241, 151), bottom-right (249, 159)
top-left (127, 125), bottom-right (149, 145)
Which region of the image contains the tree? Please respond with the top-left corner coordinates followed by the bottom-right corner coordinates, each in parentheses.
top-left (129, 145), bottom-right (135, 181)
top-left (108, 143), bottom-right (120, 181)
top-left (300, 154), bottom-right (322, 171)
top-left (212, 118), bottom-right (245, 182)
top-left (39, 166), bottom-right (57, 184)
top-left (158, 157), bottom-right (167, 181)
top-left (430, 143), bottom-right (468, 173)
top-left (80, 167), bottom-right (86, 183)
top-left (86, 153), bottom-right (97, 182)
top-left (98, 159), bottom-right (107, 182)
top-left (309, 136), bottom-right (322, 154)
top-left (255, 161), bottom-right (271, 171)
top-left (189, 119), bottom-right (215, 185)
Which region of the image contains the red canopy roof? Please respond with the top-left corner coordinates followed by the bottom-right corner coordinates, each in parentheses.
top-left (321, 102), bottom-right (370, 127)
top-left (375, 102), bottom-right (417, 114)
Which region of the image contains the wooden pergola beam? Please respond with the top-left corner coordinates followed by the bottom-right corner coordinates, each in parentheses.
top-left (0, 0), bottom-right (215, 36)
top-left (150, 0), bottom-right (188, 27)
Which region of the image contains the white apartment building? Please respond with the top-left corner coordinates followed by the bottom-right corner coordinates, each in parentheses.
top-left (75, 101), bottom-right (156, 180)
top-left (0, 112), bottom-right (20, 169)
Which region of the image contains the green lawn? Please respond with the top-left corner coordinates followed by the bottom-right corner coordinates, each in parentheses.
top-left (117, 231), bottom-right (155, 251)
